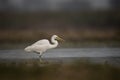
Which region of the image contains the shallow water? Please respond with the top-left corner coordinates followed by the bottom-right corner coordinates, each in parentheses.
top-left (0, 48), bottom-right (120, 58)
top-left (0, 48), bottom-right (120, 66)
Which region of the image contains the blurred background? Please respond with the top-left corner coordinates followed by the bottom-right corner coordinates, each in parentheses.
top-left (0, 1), bottom-right (120, 80)
top-left (0, 0), bottom-right (120, 48)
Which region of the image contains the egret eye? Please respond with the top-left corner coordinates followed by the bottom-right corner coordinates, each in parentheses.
top-left (55, 38), bottom-right (57, 40)
top-left (55, 37), bottom-right (58, 40)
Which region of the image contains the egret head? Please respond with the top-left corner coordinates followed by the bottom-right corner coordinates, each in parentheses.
top-left (52, 35), bottom-right (64, 42)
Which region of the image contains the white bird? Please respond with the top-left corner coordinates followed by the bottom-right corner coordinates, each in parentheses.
top-left (24, 35), bottom-right (64, 58)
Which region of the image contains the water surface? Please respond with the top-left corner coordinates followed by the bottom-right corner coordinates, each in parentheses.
top-left (0, 48), bottom-right (120, 66)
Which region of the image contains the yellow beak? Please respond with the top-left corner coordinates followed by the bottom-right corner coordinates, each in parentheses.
top-left (56, 36), bottom-right (65, 42)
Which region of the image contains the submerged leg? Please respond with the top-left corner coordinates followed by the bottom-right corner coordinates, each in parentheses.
top-left (38, 53), bottom-right (48, 64)
top-left (39, 52), bottom-right (43, 58)
top-left (35, 51), bottom-right (43, 58)
top-left (39, 52), bottom-right (44, 62)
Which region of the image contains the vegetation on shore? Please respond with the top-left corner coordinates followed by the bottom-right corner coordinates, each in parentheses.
top-left (0, 29), bottom-right (120, 49)
top-left (0, 60), bottom-right (120, 80)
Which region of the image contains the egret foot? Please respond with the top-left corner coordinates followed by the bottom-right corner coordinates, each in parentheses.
top-left (38, 55), bottom-right (46, 63)
top-left (39, 55), bottom-right (42, 59)
top-left (38, 58), bottom-right (49, 64)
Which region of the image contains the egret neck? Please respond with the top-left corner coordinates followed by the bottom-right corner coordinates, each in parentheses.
top-left (49, 35), bottom-right (58, 49)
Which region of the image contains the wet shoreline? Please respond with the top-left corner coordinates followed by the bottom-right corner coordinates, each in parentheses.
top-left (0, 57), bottom-right (120, 67)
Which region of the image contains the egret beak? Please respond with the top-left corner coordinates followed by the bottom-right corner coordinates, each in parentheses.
top-left (56, 36), bottom-right (65, 42)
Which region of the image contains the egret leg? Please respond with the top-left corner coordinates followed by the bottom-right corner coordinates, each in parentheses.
top-left (38, 53), bottom-right (48, 64)
top-left (39, 54), bottom-right (41, 58)
top-left (39, 57), bottom-right (43, 63)
top-left (39, 53), bottom-right (43, 58)
top-left (39, 53), bottom-right (44, 63)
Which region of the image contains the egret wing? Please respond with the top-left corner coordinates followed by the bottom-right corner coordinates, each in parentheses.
top-left (31, 45), bottom-right (49, 53)
top-left (31, 39), bottom-right (50, 46)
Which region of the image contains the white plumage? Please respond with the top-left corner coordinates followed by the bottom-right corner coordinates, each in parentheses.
top-left (24, 35), bottom-right (64, 58)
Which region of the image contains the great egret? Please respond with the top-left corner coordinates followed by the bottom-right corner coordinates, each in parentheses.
top-left (24, 35), bottom-right (64, 58)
